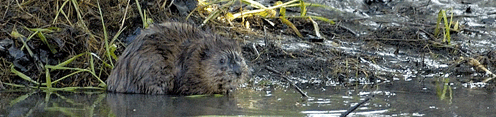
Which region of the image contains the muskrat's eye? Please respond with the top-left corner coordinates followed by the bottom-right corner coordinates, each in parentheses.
top-left (220, 58), bottom-right (225, 64)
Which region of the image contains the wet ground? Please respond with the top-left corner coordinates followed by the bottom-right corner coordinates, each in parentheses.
top-left (1, 0), bottom-right (496, 116)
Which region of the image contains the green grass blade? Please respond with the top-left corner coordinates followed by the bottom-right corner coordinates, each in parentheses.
top-left (2, 83), bottom-right (27, 88)
top-left (46, 67), bottom-right (52, 89)
top-left (109, 26), bottom-right (126, 62)
top-left (213, 94), bottom-right (224, 97)
top-left (310, 16), bottom-right (335, 25)
top-left (186, 94), bottom-right (209, 98)
top-left (47, 56), bottom-right (106, 87)
top-left (46, 65), bottom-right (88, 71)
top-left (53, 52), bottom-right (87, 68)
top-left (201, 10), bottom-right (221, 27)
top-left (10, 28), bottom-right (24, 38)
top-left (11, 64), bottom-right (39, 85)
top-left (442, 10), bottom-right (450, 44)
top-left (53, 0), bottom-right (71, 24)
top-left (27, 28), bottom-right (55, 33)
top-left (11, 27), bottom-right (33, 56)
top-left (299, 0), bottom-right (307, 16)
top-left (16, 34), bottom-right (34, 57)
top-left (70, 0), bottom-right (95, 40)
top-left (447, 8), bottom-right (453, 44)
top-left (70, 0), bottom-right (84, 23)
top-left (37, 32), bottom-right (58, 54)
top-left (135, 0), bottom-right (147, 28)
top-left (434, 9), bottom-right (442, 38)
top-left (230, 0), bottom-right (299, 21)
top-left (90, 53), bottom-right (95, 73)
top-left (51, 70), bottom-right (85, 85)
top-left (280, 7), bottom-right (287, 17)
top-left (110, 26), bottom-right (126, 45)
top-left (53, 87), bottom-right (105, 91)
top-left (97, 0), bottom-right (114, 67)
top-left (280, 16), bottom-right (303, 38)
top-left (46, 27), bottom-right (62, 32)
top-left (36, 86), bottom-right (105, 92)
top-left (20, 30), bottom-right (36, 50)
top-left (109, 44), bottom-right (118, 61)
top-left (277, 1), bottom-right (286, 17)
top-left (285, 16), bottom-right (335, 25)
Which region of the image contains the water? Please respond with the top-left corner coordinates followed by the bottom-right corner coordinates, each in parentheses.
top-left (2, 79), bottom-right (495, 116)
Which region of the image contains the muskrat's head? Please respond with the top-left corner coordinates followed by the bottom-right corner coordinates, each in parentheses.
top-left (200, 37), bottom-right (249, 94)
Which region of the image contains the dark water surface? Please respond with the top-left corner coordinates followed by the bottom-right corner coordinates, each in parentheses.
top-left (1, 79), bottom-right (495, 116)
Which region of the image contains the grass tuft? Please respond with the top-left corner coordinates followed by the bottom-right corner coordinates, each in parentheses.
top-left (135, 0), bottom-right (154, 28)
top-left (435, 8), bottom-right (459, 45)
top-left (26, 27), bottom-right (60, 54)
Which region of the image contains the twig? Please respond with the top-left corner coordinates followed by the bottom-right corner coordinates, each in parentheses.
top-left (340, 94), bottom-right (375, 117)
top-left (2, 0), bottom-right (11, 19)
top-left (119, 0), bottom-right (130, 32)
top-left (467, 58), bottom-right (496, 83)
top-left (418, 28), bottom-right (436, 40)
top-left (265, 66), bottom-right (309, 98)
top-left (375, 75), bottom-right (388, 81)
top-left (337, 24), bottom-right (358, 37)
top-left (251, 27), bottom-right (264, 62)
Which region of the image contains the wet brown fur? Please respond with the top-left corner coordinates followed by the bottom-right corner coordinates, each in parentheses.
top-left (106, 22), bottom-right (249, 95)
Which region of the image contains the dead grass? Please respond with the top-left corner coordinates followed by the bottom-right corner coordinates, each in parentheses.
top-left (0, 0), bottom-right (147, 90)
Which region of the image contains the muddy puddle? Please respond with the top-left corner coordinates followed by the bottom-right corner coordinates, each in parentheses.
top-left (1, 0), bottom-right (496, 116)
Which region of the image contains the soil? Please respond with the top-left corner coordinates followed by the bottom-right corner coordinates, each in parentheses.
top-left (0, 0), bottom-right (495, 91)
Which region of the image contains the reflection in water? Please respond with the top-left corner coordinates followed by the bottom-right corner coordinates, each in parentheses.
top-left (0, 84), bottom-right (495, 116)
top-left (0, 91), bottom-right (109, 117)
top-left (0, 92), bottom-right (242, 116)
top-left (106, 93), bottom-right (241, 116)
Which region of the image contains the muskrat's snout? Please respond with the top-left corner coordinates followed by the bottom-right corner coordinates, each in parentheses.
top-left (232, 63), bottom-right (242, 77)
top-left (225, 55), bottom-right (245, 77)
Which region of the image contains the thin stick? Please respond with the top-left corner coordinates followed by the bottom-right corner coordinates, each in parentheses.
top-left (337, 24), bottom-right (358, 37)
top-left (265, 66), bottom-right (309, 98)
top-left (340, 94), bottom-right (374, 117)
top-left (119, 0), bottom-right (130, 32)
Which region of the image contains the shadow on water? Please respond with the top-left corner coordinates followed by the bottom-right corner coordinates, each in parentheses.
top-left (0, 91), bottom-right (241, 116)
top-left (106, 93), bottom-right (241, 116)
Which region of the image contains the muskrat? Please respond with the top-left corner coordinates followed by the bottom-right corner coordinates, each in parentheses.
top-left (106, 22), bottom-right (249, 95)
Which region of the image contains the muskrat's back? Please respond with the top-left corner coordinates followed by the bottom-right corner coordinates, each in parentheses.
top-left (106, 22), bottom-right (249, 95)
